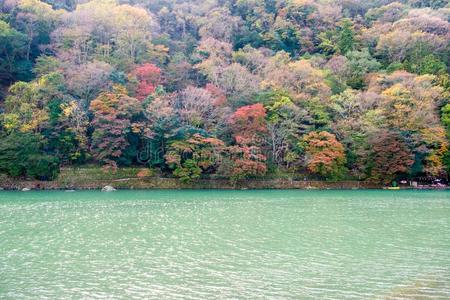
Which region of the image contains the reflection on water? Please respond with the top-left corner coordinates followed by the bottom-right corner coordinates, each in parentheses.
top-left (0, 190), bottom-right (449, 299)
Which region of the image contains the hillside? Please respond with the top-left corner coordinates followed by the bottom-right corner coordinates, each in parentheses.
top-left (0, 0), bottom-right (449, 184)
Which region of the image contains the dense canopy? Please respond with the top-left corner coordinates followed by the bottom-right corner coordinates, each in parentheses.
top-left (0, 0), bottom-right (449, 182)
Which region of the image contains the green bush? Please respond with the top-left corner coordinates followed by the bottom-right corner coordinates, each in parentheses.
top-left (26, 154), bottom-right (60, 180)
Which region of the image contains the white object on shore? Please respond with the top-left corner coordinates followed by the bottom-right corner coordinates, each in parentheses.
top-left (102, 185), bottom-right (116, 192)
top-left (22, 187), bottom-right (31, 191)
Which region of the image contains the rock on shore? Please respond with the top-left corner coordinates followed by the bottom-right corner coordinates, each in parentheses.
top-left (102, 185), bottom-right (116, 192)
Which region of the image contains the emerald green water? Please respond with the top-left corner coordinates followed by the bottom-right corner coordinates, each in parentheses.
top-left (0, 190), bottom-right (449, 299)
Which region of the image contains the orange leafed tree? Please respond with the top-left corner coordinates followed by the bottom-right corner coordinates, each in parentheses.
top-left (303, 131), bottom-right (346, 179)
top-left (230, 103), bottom-right (267, 145)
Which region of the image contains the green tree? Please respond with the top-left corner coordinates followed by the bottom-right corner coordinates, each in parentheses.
top-left (13, 0), bottom-right (62, 61)
top-left (346, 49), bottom-right (381, 89)
top-left (2, 72), bottom-right (65, 133)
top-left (319, 19), bottom-right (356, 56)
top-left (0, 20), bottom-right (28, 83)
top-left (265, 92), bottom-right (311, 168)
top-left (337, 19), bottom-right (354, 55)
top-left (442, 104), bottom-right (450, 174)
top-left (0, 132), bottom-right (59, 180)
top-left (442, 104), bottom-right (450, 138)
top-left (406, 54), bottom-right (447, 75)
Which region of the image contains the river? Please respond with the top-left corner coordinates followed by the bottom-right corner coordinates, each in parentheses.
top-left (0, 190), bottom-right (449, 299)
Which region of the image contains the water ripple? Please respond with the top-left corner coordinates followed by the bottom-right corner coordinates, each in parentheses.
top-left (0, 190), bottom-right (449, 299)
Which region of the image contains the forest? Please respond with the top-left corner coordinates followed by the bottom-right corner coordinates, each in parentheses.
top-left (0, 0), bottom-right (449, 183)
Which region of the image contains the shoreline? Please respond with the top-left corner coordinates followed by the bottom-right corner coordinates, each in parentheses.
top-left (0, 177), bottom-right (381, 190)
top-left (1, 167), bottom-right (447, 191)
top-left (1, 177), bottom-right (448, 191)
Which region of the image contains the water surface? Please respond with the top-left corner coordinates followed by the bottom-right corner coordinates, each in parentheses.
top-left (0, 190), bottom-right (449, 299)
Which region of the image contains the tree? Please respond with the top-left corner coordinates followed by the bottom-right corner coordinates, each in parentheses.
top-left (229, 103), bottom-right (267, 145)
top-left (265, 92), bottom-right (311, 168)
top-left (368, 71), bottom-right (443, 132)
top-left (442, 104), bottom-right (450, 138)
top-left (262, 58), bottom-right (331, 104)
top-left (196, 41), bottom-right (260, 107)
top-left (198, 7), bottom-right (241, 42)
top-left (264, 16), bottom-right (301, 55)
top-left (2, 72), bottom-right (65, 133)
top-left (130, 89), bottom-right (179, 167)
top-left (337, 19), bottom-right (354, 54)
top-left (374, 9), bottom-right (449, 64)
top-left (220, 144), bottom-right (267, 182)
top-left (212, 63), bottom-right (260, 107)
top-left (165, 54), bottom-right (194, 91)
top-left (420, 126), bottom-right (448, 176)
top-left (1, 0), bottom-right (449, 183)
top-left (404, 53), bottom-right (447, 75)
top-left (0, 20), bottom-right (28, 83)
top-left (165, 133), bottom-right (224, 182)
top-left (194, 37), bottom-right (233, 85)
top-left (131, 63), bottom-right (162, 101)
top-left (39, 0), bottom-right (76, 10)
top-left (368, 130), bottom-right (414, 183)
top-left (328, 89), bottom-right (379, 178)
top-left (13, 0), bottom-right (62, 61)
top-left (0, 131), bottom-right (59, 180)
top-left (216, 103), bottom-right (270, 181)
top-left (318, 18), bottom-right (354, 55)
top-left (303, 131), bottom-right (347, 179)
top-left (65, 60), bottom-right (112, 103)
top-left (345, 49), bottom-right (381, 89)
top-left (50, 0), bottom-right (155, 66)
top-left (46, 98), bottom-right (88, 164)
top-left (33, 55), bottom-right (61, 77)
top-left (177, 86), bottom-right (214, 126)
top-left (365, 2), bottom-right (406, 24)
top-left (89, 86), bottom-right (143, 168)
top-left (113, 4), bottom-right (155, 63)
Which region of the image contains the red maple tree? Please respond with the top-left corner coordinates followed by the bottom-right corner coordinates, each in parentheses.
top-left (230, 103), bottom-right (267, 145)
top-left (132, 63), bottom-right (162, 101)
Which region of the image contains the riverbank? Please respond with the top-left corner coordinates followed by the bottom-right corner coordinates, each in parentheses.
top-left (0, 167), bottom-right (445, 190)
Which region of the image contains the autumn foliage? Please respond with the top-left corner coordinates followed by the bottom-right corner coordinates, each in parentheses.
top-left (230, 103), bottom-right (267, 145)
top-left (222, 103), bottom-right (269, 180)
top-left (368, 131), bottom-right (414, 183)
top-left (132, 63), bottom-right (162, 101)
top-left (89, 87), bottom-right (142, 168)
top-left (303, 131), bottom-right (346, 179)
top-left (0, 0), bottom-right (448, 183)
top-left (165, 134), bottom-right (224, 182)
top-left (223, 145), bottom-right (267, 181)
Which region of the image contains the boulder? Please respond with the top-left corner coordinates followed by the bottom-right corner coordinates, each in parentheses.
top-left (102, 185), bottom-right (116, 192)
